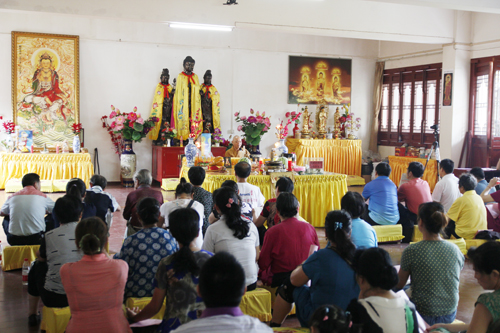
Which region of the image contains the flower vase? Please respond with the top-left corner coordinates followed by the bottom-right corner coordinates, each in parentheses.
top-left (120, 139), bottom-right (136, 187)
top-left (170, 138), bottom-right (175, 147)
top-left (276, 139), bottom-right (288, 157)
top-left (214, 142), bottom-right (220, 147)
top-left (184, 138), bottom-right (198, 167)
top-left (166, 139), bottom-right (171, 147)
top-left (293, 123), bottom-right (299, 138)
top-left (72, 135), bottom-right (81, 153)
top-left (250, 144), bottom-right (262, 157)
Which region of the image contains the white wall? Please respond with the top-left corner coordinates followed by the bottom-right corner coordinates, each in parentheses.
top-left (0, 9), bottom-right (377, 181)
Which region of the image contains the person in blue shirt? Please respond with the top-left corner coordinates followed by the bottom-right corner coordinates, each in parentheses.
top-left (361, 162), bottom-right (399, 225)
top-left (470, 167), bottom-right (496, 196)
top-left (341, 191), bottom-right (377, 249)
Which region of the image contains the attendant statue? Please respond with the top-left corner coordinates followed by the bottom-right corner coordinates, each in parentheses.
top-left (148, 68), bottom-right (176, 145)
top-left (332, 76), bottom-right (342, 102)
top-left (301, 74), bottom-right (310, 93)
top-left (200, 70), bottom-right (221, 134)
top-left (301, 106), bottom-right (312, 139)
top-left (316, 72), bottom-right (326, 98)
top-left (443, 73), bottom-right (452, 106)
top-left (333, 107), bottom-right (341, 138)
top-left (316, 100), bottom-right (328, 139)
top-left (173, 56), bottom-right (202, 140)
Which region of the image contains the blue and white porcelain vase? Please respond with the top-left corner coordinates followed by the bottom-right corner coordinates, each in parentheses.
top-left (185, 138), bottom-right (198, 167)
top-left (276, 139), bottom-right (288, 157)
top-left (120, 139), bottom-right (136, 187)
top-left (72, 135), bottom-right (80, 153)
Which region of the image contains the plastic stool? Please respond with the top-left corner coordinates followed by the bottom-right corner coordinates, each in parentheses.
top-left (1, 245), bottom-right (40, 271)
top-left (40, 306), bottom-right (71, 333)
top-left (372, 225), bottom-right (405, 243)
top-left (239, 288), bottom-right (272, 322)
top-left (125, 297), bottom-right (166, 320)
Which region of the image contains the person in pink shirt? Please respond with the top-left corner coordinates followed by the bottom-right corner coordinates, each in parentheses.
top-left (397, 162), bottom-right (432, 242)
top-left (60, 217), bottom-right (131, 333)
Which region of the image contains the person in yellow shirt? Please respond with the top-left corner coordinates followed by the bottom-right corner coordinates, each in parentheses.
top-left (445, 173), bottom-right (487, 239)
top-left (225, 136), bottom-right (250, 158)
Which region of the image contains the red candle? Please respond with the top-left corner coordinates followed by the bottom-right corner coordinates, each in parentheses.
top-left (30, 145), bottom-right (33, 153)
top-left (288, 160), bottom-right (292, 172)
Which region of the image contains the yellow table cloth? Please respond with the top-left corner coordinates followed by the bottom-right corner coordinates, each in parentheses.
top-left (0, 153), bottom-right (94, 189)
top-left (286, 138), bottom-right (362, 176)
top-left (178, 165), bottom-right (347, 227)
top-left (388, 156), bottom-right (438, 192)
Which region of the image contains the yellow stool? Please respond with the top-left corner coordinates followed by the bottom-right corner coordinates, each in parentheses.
top-left (125, 297), bottom-right (166, 320)
top-left (465, 239), bottom-right (488, 250)
top-left (261, 285), bottom-right (296, 315)
top-left (1, 245), bottom-right (40, 271)
top-left (239, 288), bottom-right (272, 322)
top-left (372, 225), bottom-right (405, 243)
top-left (412, 225), bottom-right (423, 242)
top-left (272, 328), bottom-right (310, 332)
top-left (40, 306), bottom-right (71, 333)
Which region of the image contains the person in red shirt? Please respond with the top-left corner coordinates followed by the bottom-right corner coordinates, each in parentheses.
top-left (397, 161), bottom-right (432, 242)
top-left (258, 192), bottom-right (319, 326)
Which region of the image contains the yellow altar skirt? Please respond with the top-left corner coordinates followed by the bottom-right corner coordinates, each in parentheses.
top-left (388, 156), bottom-right (438, 192)
top-left (0, 153), bottom-right (94, 189)
top-left (286, 138), bottom-right (362, 176)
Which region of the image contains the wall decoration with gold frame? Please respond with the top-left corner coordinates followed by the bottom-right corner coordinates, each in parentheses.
top-left (12, 31), bottom-right (79, 148)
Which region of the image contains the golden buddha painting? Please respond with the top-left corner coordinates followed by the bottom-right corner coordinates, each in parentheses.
top-left (12, 31), bottom-right (79, 148)
top-left (288, 56), bottom-right (351, 105)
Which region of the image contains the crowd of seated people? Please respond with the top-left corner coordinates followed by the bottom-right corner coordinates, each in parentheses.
top-left (4, 158), bottom-right (500, 332)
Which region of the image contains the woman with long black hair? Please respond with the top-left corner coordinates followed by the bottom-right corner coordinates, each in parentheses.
top-left (128, 208), bottom-right (212, 332)
top-left (202, 187), bottom-right (259, 291)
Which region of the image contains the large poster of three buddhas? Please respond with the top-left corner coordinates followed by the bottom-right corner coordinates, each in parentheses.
top-left (288, 56), bottom-right (351, 105)
top-left (148, 56), bottom-right (221, 143)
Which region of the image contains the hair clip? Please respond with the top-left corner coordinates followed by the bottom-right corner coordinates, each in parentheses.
top-left (323, 315), bottom-right (329, 321)
top-left (226, 198), bottom-right (234, 208)
top-left (334, 222), bottom-right (343, 230)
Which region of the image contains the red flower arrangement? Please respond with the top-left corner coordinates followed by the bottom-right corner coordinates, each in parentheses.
top-left (71, 123), bottom-right (83, 135)
top-left (275, 111), bottom-right (302, 139)
top-left (101, 115), bottom-right (123, 155)
top-left (189, 117), bottom-right (203, 139)
top-left (2, 121), bottom-right (15, 134)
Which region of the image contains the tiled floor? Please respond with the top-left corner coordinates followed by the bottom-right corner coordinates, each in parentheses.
top-left (0, 184), bottom-right (483, 332)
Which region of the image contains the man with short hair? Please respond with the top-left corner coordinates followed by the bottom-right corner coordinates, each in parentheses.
top-left (445, 173), bottom-right (487, 239)
top-left (432, 159), bottom-right (461, 213)
top-left (123, 169), bottom-right (164, 237)
top-left (397, 162), bottom-right (433, 242)
top-left (225, 135), bottom-right (250, 158)
top-left (470, 167), bottom-right (496, 196)
top-left (1, 173), bottom-right (55, 245)
top-left (188, 166), bottom-right (212, 235)
top-left (361, 162), bottom-right (399, 225)
top-left (235, 162), bottom-right (265, 215)
top-left (172, 252), bottom-right (272, 333)
top-left (85, 174), bottom-right (120, 227)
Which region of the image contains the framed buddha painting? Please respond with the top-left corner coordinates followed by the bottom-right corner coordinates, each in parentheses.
top-left (288, 56), bottom-right (351, 105)
top-left (12, 31), bottom-right (79, 148)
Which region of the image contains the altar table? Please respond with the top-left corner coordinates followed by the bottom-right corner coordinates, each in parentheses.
top-left (0, 153), bottom-right (94, 190)
top-left (285, 138), bottom-right (362, 176)
top-left (388, 155), bottom-right (438, 192)
top-left (176, 165), bottom-right (348, 227)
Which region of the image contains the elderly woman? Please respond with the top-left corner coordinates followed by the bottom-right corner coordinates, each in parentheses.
top-left (123, 169), bottom-right (164, 237)
top-left (225, 135), bottom-right (250, 158)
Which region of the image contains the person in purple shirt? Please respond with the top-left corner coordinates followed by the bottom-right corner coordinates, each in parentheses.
top-left (123, 169), bottom-right (164, 237)
top-left (171, 252), bottom-right (272, 333)
top-left (361, 162), bottom-right (399, 225)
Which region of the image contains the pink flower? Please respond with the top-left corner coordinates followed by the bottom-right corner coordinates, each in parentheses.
top-left (248, 116), bottom-right (257, 123)
top-left (264, 126), bottom-right (269, 131)
top-left (291, 112), bottom-right (296, 117)
top-left (256, 116), bottom-right (263, 123)
top-left (111, 105), bottom-right (115, 110)
top-left (115, 115), bottom-right (125, 124)
top-left (241, 116), bottom-right (247, 121)
top-left (133, 107), bottom-right (138, 112)
top-left (234, 112), bottom-right (239, 117)
top-left (356, 117), bottom-right (361, 122)
top-left (264, 118), bottom-right (271, 126)
top-left (286, 112), bottom-right (291, 118)
top-left (136, 117), bottom-right (144, 125)
top-left (262, 112), bottom-right (266, 116)
top-left (250, 109), bottom-right (254, 114)
top-left (115, 123), bottom-right (124, 131)
top-left (110, 121), bottom-right (116, 128)
top-left (129, 121), bottom-right (135, 128)
top-left (110, 111), bottom-right (117, 118)
top-left (256, 111), bottom-right (260, 117)
top-left (237, 125), bottom-right (243, 131)
top-left (128, 113), bottom-right (138, 121)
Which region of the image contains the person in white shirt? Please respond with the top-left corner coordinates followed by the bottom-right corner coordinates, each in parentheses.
top-left (1, 173), bottom-right (55, 245)
top-left (172, 252), bottom-right (272, 333)
top-left (202, 187), bottom-right (259, 291)
top-left (431, 159), bottom-right (461, 213)
top-left (235, 162), bottom-right (265, 216)
top-left (160, 177), bottom-right (205, 248)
